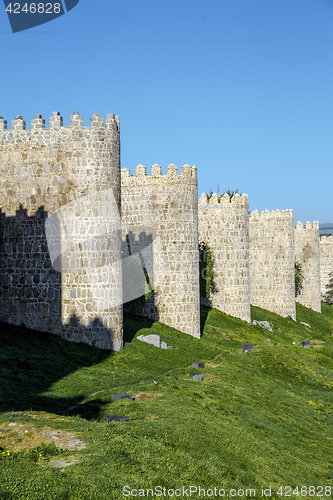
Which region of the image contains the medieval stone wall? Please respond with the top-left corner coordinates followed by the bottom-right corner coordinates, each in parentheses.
top-left (0, 112), bottom-right (122, 350)
top-left (121, 164), bottom-right (200, 338)
top-left (249, 209), bottom-right (296, 320)
top-left (198, 192), bottom-right (251, 322)
top-left (320, 236), bottom-right (333, 300)
top-left (294, 221), bottom-right (321, 312)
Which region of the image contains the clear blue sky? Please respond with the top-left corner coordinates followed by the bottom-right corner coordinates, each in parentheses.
top-left (1, 0), bottom-right (332, 223)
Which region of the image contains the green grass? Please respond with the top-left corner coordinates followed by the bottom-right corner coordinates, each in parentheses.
top-left (0, 303), bottom-right (332, 499)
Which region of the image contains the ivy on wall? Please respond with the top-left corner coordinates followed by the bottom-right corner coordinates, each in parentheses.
top-left (295, 259), bottom-right (304, 297)
top-left (199, 241), bottom-right (215, 299)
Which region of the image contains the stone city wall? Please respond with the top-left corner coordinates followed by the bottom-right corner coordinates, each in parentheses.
top-left (320, 236), bottom-right (333, 300)
top-left (249, 208), bottom-right (296, 320)
top-left (294, 221), bottom-right (321, 312)
top-left (198, 192), bottom-right (251, 323)
top-left (121, 164), bottom-right (200, 338)
top-left (0, 112), bottom-right (122, 350)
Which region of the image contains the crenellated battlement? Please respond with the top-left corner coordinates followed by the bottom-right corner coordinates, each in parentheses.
top-left (250, 208), bottom-right (293, 220)
top-left (294, 219), bottom-right (321, 312)
top-left (320, 235), bottom-right (333, 242)
top-left (198, 190), bottom-right (250, 323)
top-left (198, 191), bottom-right (248, 209)
top-left (295, 221), bottom-right (320, 231)
top-left (0, 111), bottom-right (120, 138)
top-left (249, 206), bottom-right (296, 320)
top-left (0, 109), bottom-right (122, 350)
top-left (121, 164), bottom-right (197, 181)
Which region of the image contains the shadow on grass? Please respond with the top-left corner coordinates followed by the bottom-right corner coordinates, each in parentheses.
top-left (0, 322), bottom-right (112, 419)
top-left (123, 313), bottom-right (155, 344)
top-left (200, 305), bottom-right (211, 335)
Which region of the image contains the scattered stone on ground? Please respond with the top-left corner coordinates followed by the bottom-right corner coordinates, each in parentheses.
top-left (252, 321), bottom-right (273, 332)
top-left (189, 373), bottom-right (203, 381)
top-left (265, 339), bottom-right (271, 342)
top-left (192, 362), bottom-right (204, 368)
top-left (105, 415), bottom-right (130, 423)
top-left (279, 344), bottom-right (288, 348)
top-left (111, 392), bottom-right (133, 402)
top-left (136, 334), bottom-right (170, 349)
top-left (302, 341), bottom-right (310, 348)
top-left (300, 322), bottom-right (311, 328)
top-left (242, 343), bottom-right (253, 353)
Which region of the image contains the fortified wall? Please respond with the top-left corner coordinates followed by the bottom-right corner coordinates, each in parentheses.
top-left (198, 192), bottom-right (251, 322)
top-left (0, 112), bottom-right (123, 350)
top-left (320, 236), bottom-right (333, 300)
top-left (249, 209), bottom-right (296, 320)
top-left (294, 222), bottom-right (321, 312)
top-left (121, 164), bottom-right (200, 338)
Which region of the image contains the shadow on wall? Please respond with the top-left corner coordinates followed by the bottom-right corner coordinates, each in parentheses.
top-left (122, 230), bottom-right (157, 321)
top-left (0, 206), bottom-right (116, 350)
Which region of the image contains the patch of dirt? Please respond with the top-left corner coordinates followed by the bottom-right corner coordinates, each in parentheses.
top-left (145, 414), bottom-right (159, 421)
top-left (48, 458), bottom-right (79, 468)
top-left (205, 363), bottom-right (221, 368)
top-left (135, 393), bottom-right (161, 401)
top-left (202, 373), bottom-right (217, 381)
top-left (0, 423), bottom-right (86, 452)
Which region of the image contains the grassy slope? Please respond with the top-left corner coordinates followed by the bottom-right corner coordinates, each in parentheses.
top-left (0, 303), bottom-right (332, 499)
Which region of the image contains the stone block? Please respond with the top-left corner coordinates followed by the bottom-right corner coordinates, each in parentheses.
top-left (105, 415), bottom-right (130, 423)
top-left (192, 362), bottom-right (204, 368)
top-left (111, 392), bottom-right (133, 402)
top-left (252, 320), bottom-right (273, 332)
top-left (189, 373), bottom-right (203, 381)
top-left (242, 343), bottom-right (253, 353)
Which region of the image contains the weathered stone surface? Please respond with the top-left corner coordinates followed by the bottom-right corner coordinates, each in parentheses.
top-left (111, 392), bottom-right (133, 402)
top-left (137, 334), bottom-right (161, 348)
top-left (121, 164), bottom-right (200, 338)
top-left (252, 320), bottom-right (273, 332)
top-left (105, 415), bottom-right (130, 423)
top-left (189, 373), bottom-right (203, 381)
top-left (302, 341), bottom-right (310, 348)
top-left (242, 343), bottom-right (253, 353)
top-left (0, 112), bottom-right (122, 350)
top-left (198, 192), bottom-right (251, 323)
top-left (249, 209), bottom-right (296, 320)
top-left (295, 222), bottom-right (321, 312)
top-left (320, 236), bottom-right (333, 300)
top-left (192, 362), bottom-right (204, 368)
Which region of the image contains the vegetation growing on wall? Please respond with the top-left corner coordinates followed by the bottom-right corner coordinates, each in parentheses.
top-left (295, 259), bottom-right (305, 297)
top-left (207, 188), bottom-right (241, 202)
top-left (199, 241), bottom-right (215, 299)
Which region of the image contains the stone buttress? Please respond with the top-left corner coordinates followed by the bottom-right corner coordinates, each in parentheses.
top-left (294, 221), bottom-right (321, 312)
top-left (320, 236), bottom-right (333, 300)
top-left (198, 192), bottom-right (251, 322)
top-left (121, 164), bottom-right (200, 338)
top-left (249, 208), bottom-right (296, 320)
top-left (0, 112), bottom-right (122, 349)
